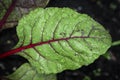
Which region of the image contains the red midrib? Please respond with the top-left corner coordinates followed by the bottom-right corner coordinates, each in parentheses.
top-left (0, 36), bottom-right (89, 59)
top-left (0, 0), bottom-right (17, 29)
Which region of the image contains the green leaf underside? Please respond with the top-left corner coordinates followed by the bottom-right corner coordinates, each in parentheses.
top-left (11, 7), bottom-right (111, 76)
top-left (7, 63), bottom-right (56, 80)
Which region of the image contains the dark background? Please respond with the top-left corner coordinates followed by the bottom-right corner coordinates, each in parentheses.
top-left (0, 0), bottom-right (120, 80)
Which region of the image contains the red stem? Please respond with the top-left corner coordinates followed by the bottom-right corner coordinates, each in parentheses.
top-left (0, 36), bottom-right (89, 59)
top-left (0, 0), bottom-right (17, 29)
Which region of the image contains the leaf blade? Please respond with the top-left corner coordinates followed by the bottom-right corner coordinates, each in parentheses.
top-left (7, 63), bottom-right (56, 80)
top-left (13, 8), bottom-right (112, 74)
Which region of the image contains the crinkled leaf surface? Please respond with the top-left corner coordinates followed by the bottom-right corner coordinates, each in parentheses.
top-left (8, 7), bottom-right (111, 79)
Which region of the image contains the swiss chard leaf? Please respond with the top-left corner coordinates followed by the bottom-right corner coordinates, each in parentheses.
top-left (7, 7), bottom-right (111, 79)
top-left (7, 63), bottom-right (56, 80)
top-left (0, 0), bottom-right (49, 29)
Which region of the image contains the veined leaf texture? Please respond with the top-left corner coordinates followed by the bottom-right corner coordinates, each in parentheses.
top-left (8, 8), bottom-right (111, 80)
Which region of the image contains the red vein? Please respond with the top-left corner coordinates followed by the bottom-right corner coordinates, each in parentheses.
top-left (0, 0), bottom-right (17, 29)
top-left (0, 36), bottom-right (90, 59)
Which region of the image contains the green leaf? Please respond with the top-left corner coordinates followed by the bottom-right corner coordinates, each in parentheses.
top-left (8, 7), bottom-right (111, 79)
top-left (7, 63), bottom-right (56, 80)
top-left (0, 0), bottom-right (49, 29)
top-left (0, 0), bottom-right (12, 20)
